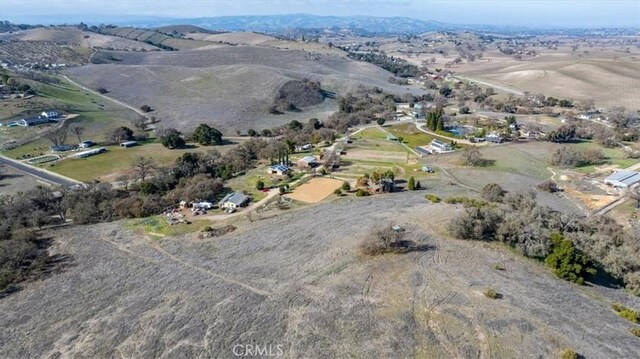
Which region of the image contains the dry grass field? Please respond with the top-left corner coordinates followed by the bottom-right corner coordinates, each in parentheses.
top-left (187, 31), bottom-right (277, 45)
top-left (455, 54), bottom-right (640, 110)
top-left (0, 27), bottom-right (160, 51)
top-left (1, 193), bottom-right (639, 358)
top-left (65, 46), bottom-right (423, 133)
top-left (286, 177), bottom-right (344, 203)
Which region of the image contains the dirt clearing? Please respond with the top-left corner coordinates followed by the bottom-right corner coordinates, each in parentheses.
top-left (286, 177), bottom-right (343, 203)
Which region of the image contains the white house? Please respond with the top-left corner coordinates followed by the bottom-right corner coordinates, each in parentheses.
top-left (430, 139), bottom-right (453, 153)
top-left (218, 192), bottom-right (250, 209)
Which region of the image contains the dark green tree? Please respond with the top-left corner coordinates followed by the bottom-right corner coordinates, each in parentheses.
top-left (192, 123), bottom-right (223, 146)
top-left (545, 233), bottom-right (596, 285)
top-left (160, 129), bottom-right (185, 149)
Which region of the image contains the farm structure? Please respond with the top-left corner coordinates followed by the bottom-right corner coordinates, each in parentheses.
top-left (604, 171), bottom-right (640, 189)
top-left (218, 192), bottom-right (250, 209)
top-left (120, 141), bottom-right (138, 148)
top-left (75, 147), bottom-right (107, 158)
top-left (50, 145), bottom-right (75, 152)
top-left (78, 140), bottom-right (95, 149)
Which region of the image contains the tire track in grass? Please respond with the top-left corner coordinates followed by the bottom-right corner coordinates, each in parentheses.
top-left (144, 237), bottom-right (271, 297)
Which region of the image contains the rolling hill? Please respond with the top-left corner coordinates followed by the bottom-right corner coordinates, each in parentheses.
top-left (0, 26), bottom-right (160, 51)
top-left (1, 192), bottom-right (639, 358)
top-left (65, 46), bottom-right (423, 133)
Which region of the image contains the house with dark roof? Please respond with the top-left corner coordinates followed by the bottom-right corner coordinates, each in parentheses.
top-left (218, 192), bottom-right (250, 209)
top-left (17, 116), bottom-right (49, 127)
top-left (297, 155), bottom-right (317, 169)
top-left (267, 164), bottom-right (290, 176)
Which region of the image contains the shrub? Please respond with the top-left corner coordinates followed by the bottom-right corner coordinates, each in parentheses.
top-left (559, 348), bottom-right (578, 359)
top-left (360, 225), bottom-right (408, 256)
top-left (545, 233), bottom-right (596, 285)
top-left (256, 180), bottom-right (265, 190)
top-left (537, 179), bottom-right (559, 193)
top-left (279, 186), bottom-right (286, 194)
top-left (444, 196), bottom-right (487, 208)
top-left (334, 188), bottom-right (342, 196)
top-left (407, 176), bottom-right (416, 191)
top-left (612, 304), bottom-right (640, 323)
top-left (483, 287), bottom-right (499, 299)
top-left (341, 182), bottom-right (351, 191)
top-left (140, 104), bottom-right (152, 112)
top-left (425, 194), bottom-right (441, 203)
top-left (355, 189), bottom-right (370, 197)
top-left (481, 183), bottom-right (505, 202)
top-left (630, 327), bottom-right (640, 337)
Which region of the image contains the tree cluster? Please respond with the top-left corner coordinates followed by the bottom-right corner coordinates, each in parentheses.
top-left (447, 190), bottom-right (640, 293)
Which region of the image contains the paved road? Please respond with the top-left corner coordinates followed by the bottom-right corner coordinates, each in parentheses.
top-left (0, 155), bottom-right (80, 187)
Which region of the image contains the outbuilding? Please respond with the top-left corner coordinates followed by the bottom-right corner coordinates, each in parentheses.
top-left (604, 171), bottom-right (640, 188)
top-left (120, 141), bottom-right (138, 148)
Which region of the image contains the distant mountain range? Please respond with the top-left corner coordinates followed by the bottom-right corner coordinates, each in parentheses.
top-left (2, 14), bottom-right (638, 36)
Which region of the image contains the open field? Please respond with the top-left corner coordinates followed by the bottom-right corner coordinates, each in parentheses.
top-left (385, 123), bottom-right (460, 150)
top-left (1, 192), bottom-right (639, 358)
top-left (286, 177), bottom-right (343, 203)
top-left (65, 46), bottom-right (425, 133)
top-left (44, 140), bottom-right (237, 182)
top-left (455, 56), bottom-right (640, 111)
top-left (187, 31), bottom-right (346, 56)
top-left (128, 215), bottom-right (210, 237)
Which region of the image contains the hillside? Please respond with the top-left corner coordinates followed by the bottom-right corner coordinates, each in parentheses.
top-left (455, 56), bottom-right (640, 110)
top-left (0, 27), bottom-right (160, 51)
top-left (65, 46), bottom-right (423, 133)
top-left (94, 26), bottom-right (212, 50)
top-left (187, 31), bottom-right (278, 45)
top-left (1, 192), bottom-right (639, 358)
top-left (154, 24), bottom-right (218, 36)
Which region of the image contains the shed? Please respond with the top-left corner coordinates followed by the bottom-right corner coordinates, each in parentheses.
top-left (604, 171), bottom-right (640, 188)
top-left (75, 147), bottom-right (106, 158)
top-left (120, 141), bottom-right (138, 148)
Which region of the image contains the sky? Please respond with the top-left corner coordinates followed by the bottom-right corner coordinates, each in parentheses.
top-left (1, 0), bottom-right (639, 27)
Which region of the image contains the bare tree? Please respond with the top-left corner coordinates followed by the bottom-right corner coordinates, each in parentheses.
top-left (71, 125), bottom-right (85, 143)
top-left (133, 116), bottom-right (147, 131)
top-left (43, 126), bottom-right (68, 147)
top-left (130, 157), bottom-right (156, 182)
